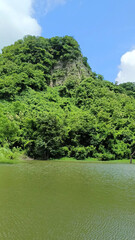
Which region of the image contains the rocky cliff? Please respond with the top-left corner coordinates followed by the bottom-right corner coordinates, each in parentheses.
top-left (50, 56), bottom-right (91, 86)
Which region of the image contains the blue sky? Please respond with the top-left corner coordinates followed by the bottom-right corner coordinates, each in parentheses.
top-left (32, 0), bottom-right (135, 83)
top-left (1, 0), bottom-right (135, 84)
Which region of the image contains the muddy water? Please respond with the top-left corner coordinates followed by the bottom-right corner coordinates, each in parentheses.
top-left (0, 161), bottom-right (135, 240)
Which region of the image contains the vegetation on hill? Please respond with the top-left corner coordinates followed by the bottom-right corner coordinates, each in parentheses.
top-left (0, 35), bottom-right (135, 161)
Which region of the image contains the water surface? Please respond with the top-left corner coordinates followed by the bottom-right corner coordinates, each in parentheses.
top-left (0, 161), bottom-right (135, 240)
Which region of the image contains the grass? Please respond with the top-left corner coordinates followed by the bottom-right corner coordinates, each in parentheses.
top-left (0, 149), bottom-right (133, 164)
top-left (53, 157), bottom-right (133, 164)
top-left (106, 159), bottom-right (135, 164)
top-left (0, 147), bottom-right (24, 164)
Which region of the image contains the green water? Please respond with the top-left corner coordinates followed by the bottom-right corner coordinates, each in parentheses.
top-left (0, 161), bottom-right (135, 240)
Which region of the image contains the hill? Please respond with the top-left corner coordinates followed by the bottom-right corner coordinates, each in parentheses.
top-left (0, 35), bottom-right (135, 161)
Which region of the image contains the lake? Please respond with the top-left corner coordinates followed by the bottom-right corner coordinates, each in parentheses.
top-left (0, 161), bottom-right (135, 240)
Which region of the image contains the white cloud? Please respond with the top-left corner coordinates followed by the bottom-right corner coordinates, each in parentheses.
top-left (0, 0), bottom-right (41, 50)
top-left (46, 0), bottom-right (66, 10)
top-left (35, 0), bottom-right (67, 14)
top-left (115, 49), bottom-right (135, 84)
top-left (0, 0), bottom-right (68, 51)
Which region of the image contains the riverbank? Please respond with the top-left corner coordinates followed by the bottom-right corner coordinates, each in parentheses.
top-left (0, 147), bottom-right (25, 164)
top-left (0, 151), bottom-right (134, 164)
top-left (53, 157), bottom-right (135, 164)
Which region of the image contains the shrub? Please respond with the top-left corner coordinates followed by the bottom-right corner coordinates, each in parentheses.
top-left (94, 152), bottom-right (115, 161)
top-left (70, 146), bottom-right (87, 160)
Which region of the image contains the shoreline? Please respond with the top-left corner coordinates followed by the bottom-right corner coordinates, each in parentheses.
top-left (52, 157), bottom-right (134, 164)
top-left (0, 155), bottom-right (134, 164)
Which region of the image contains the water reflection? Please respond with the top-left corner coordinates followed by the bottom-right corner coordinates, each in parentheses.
top-left (0, 162), bottom-right (135, 239)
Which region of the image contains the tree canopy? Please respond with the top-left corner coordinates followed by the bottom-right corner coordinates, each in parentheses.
top-left (0, 35), bottom-right (135, 160)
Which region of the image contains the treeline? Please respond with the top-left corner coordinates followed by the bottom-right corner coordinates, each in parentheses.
top-left (0, 36), bottom-right (135, 160)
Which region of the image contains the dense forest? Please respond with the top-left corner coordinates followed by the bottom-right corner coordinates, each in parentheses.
top-left (0, 35), bottom-right (135, 161)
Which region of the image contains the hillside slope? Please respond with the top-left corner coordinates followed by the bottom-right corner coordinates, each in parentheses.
top-left (0, 35), bottom-right (91, 98)
top-left (0, 36), bottom-right (135, 161)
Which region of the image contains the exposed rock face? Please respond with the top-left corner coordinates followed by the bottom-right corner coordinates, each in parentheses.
top-left (50, 57), bottom-right (91, 86)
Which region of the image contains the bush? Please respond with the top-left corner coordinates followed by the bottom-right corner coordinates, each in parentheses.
top-left (0, 146), bottom-right (22, 163)
top-left (59, 146), bottom-right (69, 157)
top-left (70, 146), bottom-right (87, 160)
top-left (94, 152), bottom-right (115, 161)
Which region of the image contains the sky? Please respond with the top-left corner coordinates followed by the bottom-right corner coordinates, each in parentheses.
top-left (1, 0), bottom-right (135, 84)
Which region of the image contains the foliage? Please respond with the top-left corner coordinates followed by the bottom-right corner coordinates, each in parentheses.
top-left (0, 145), bottom-right (23, 163)
top-left (0, 35), bottom-right (135, 160)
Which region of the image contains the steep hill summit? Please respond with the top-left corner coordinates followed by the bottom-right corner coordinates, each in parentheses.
top-left (0, 35), bottom-right (135, 162)
top-left (0, 35), bottom-right (91, 98)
